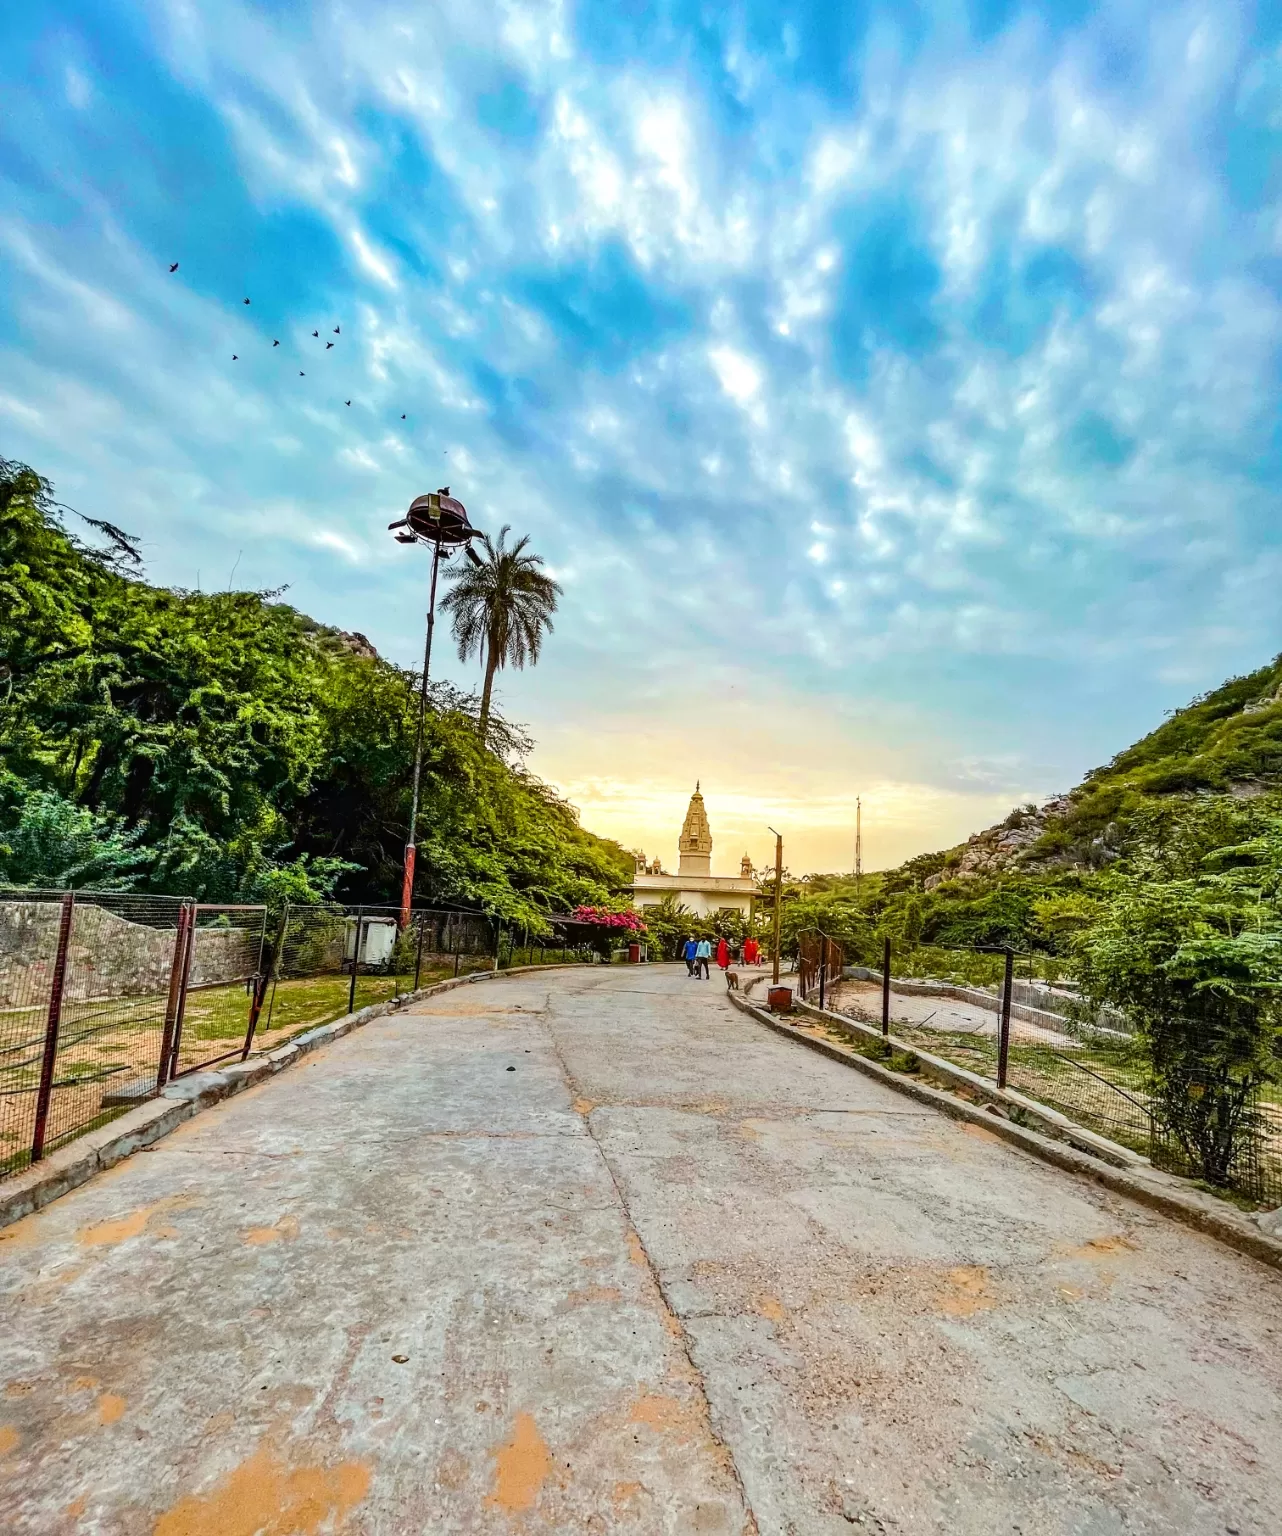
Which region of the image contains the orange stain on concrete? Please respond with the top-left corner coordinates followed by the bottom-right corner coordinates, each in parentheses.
top-left (626, 1231), bottom-right (648, 1270)
top-left (243, 1215), bottom-right (301, 1246)
top-left (572, 1097), bottom-right (597, 1116)
top-left (566, 1285), bottom-right (621, 1308)
top-left (77, 1196), bottom-right (197, 1248)
top-left (65, 1494), bottom-right (87, 1517)
top-left (936, 1266), bottom-right (997, 1318)
top-left (1072, 1234), bottom-right (1138, 1259)
top-left (0, 1424), bottom-right (20, 1456)
top-left (612, 1480), bottom-right (645, 1509)
top-left (4, 1381), bottom-right (32, 1399)
top-left (753, 1294), bottom-right (785, 1324)
top-left (97, 1393), bottom-right (127, 1426)
top-left (960, 1123), bottom-right (1002, 1145)
top-left (484, 1411), bottom-right (553, 1514)
top-left (152, 1445), bottom-right (371, 1536)
top-left (629, 1394), bottom-right (692, 1434)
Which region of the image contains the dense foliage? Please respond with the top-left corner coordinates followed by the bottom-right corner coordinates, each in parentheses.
top-left (0, 457), bottom-right (632, 929)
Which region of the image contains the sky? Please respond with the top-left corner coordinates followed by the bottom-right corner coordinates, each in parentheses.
top-left (2, 1), bottom-right (1281, 877)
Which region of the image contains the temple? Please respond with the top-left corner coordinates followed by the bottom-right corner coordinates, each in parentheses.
top-left (630, 784), bottom-right (757, 919)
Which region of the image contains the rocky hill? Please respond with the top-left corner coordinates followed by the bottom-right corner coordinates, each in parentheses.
top-left (924, 654), bottom-right (1282, 889)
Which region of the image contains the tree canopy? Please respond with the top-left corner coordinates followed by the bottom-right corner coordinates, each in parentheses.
top-left (0, 456), bottom-right (631, 928)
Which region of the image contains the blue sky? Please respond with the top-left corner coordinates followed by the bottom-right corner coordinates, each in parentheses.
top-left (3, 0), bottom-right (1281, 872)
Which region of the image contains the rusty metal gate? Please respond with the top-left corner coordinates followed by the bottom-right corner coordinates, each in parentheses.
top-left (161, 904), bottom-right (269, 1082)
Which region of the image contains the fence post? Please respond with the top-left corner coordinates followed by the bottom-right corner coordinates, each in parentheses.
top-left (156, 902), bottom-right (193, 1092)
top-left (166, 905), bottom-right (198, 1082)
top-left (818, 934), bottom-right (827, 1012)
top-left (997, 948), bottom-right (1014, 1089)
top-left (881, 936), bottom-right (891, 1036)
top-left (31, 893), bottom-right (76, 1163)
top-left (413, 913), bottom-right (426, 992)
top-left (348, 906), bottom-right (363, 1015)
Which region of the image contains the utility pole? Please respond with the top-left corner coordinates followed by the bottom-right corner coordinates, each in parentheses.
top-left (768, 826), bottom-right (783, 985)
top-left (854, 797), bottom-right (862, 894)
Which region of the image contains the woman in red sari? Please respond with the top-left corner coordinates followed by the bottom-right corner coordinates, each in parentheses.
top-left (716, 937), bottom-right (730, 971)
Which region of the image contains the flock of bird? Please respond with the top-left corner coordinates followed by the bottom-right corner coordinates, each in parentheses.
top-left (169, 260), bottom-right (410, 422)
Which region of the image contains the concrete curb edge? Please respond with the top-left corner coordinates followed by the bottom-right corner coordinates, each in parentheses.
top-left (0, 960), bottom-right (584, 1232)
top-left (728, 989), bottom-right (1282, 1273)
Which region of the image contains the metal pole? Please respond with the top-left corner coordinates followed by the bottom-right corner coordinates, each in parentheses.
top-left (349, 906), bottom-right (363, 1015)
top-left (881, 935), bottom-right (891, 1037)
top-left (158, 901), bottom-right (193, 1092)
top-left (818, 935), bottom-right (827, 1012)
top-left (771, 831), bottom-right (783, 985)
top-left (166, 904), bottom-right (197, 1084)
top-left (31, 893), bottom-right (75, 1163)
top-left (400, 540), bottom-right (443, 928)
top-left (997, 947), bottom-right (1014, 1089)
top-left (414, 912), bottom-right (426, 991)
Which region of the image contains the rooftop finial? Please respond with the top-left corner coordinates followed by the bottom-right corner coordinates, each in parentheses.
top-left (695, 779), bottom-right (700, 793)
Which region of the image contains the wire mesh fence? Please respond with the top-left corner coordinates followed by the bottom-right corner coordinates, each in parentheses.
top-left (260, 904), bottom-right (500, 1040)
top-left (826, 949), bottom-right (1282, 1203)
top-left (0, 890), bottom-right (256, 1176)
top-left (1, 890), bottom-right (603, 1183)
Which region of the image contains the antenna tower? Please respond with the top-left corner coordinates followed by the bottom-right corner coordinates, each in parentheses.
top-left (855, 797), bottom-right (862, 893)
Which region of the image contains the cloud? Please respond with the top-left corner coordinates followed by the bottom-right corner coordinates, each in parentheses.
top-left (2, 0), bottom-right (1281, 869)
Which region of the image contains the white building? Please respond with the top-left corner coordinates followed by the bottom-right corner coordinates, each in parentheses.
top-left (630, 785), bottom-right (757, 919)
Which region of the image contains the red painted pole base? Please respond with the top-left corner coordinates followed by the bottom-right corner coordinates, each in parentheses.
top-left (400, 844), bottom-right (416, 929)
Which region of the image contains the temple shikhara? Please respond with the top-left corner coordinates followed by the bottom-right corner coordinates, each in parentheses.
top-left (630, 784), bottom-right (756, 918)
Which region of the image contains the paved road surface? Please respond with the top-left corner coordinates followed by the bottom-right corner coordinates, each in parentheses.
top-left (1, 965), bottom-right (1279, 1535)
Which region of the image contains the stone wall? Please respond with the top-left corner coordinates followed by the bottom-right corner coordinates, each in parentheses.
top-left (0, 901), bottom-right (259, 1008)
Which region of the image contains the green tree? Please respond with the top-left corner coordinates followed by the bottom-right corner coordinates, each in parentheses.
top-left (440, 526), bottom-right (562, 746)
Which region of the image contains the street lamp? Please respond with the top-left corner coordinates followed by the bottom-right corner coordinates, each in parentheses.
top-left (388, 489), bottom-right (484, 927)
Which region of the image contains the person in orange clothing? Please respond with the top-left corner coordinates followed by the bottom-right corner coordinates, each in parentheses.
top-left (743, 937), bottom-right (760, 966)
top-left (716, 936), bottom-right (730, 971)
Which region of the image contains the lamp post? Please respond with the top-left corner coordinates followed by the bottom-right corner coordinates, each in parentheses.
top-left (768, 826), bottom-right (783, 985)
top-left (389, 489), bottom-right (483, 927)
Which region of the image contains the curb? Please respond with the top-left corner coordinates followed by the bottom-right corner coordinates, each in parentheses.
top-left (0, 960), bottom-right (583, 1232)
top-left (728, 990), bottom-right (1282, 1274)
top-left (791, 997), bottom-right (1141, 1169)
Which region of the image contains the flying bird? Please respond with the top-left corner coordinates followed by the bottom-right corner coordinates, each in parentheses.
top-left (299, 370), bottom-right (305, 376)
top-left (232, 354), bottom-right (238, 361)
top-left (345, 400), bottom-right (351, 406)
top-left (333, 326), bottom-right (340, 334)
top-left (401, 414), bottom-right (406, 420)
top-left (326, 341), bottom-right (334, 349)
top-left (168, 262), bottom-right (179, 273)
top-left (243, 297), bottom-right (251, 305)
top-left (273, 339), bottom-right (280, 347)
top-left (312, 330), bottom-right (319, 338)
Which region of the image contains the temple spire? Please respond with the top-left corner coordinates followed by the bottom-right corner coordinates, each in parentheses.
top-left (678, 784), bottom-right (712, 876)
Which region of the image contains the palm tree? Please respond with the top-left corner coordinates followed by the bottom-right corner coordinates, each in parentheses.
top-left (440, 525), bottom-right (562, 744)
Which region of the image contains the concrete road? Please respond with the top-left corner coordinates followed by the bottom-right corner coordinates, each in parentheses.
top-left (1, 966), bottom-right (1279, 1536)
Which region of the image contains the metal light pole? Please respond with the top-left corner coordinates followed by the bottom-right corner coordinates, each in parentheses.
top-left (389, 489), bottom-right (483, 927)
top-left (768, 826), bottom-right (783, 985)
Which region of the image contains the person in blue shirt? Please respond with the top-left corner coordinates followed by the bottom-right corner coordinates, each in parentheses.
top-left (682, 935), bottom-right (698, 976)
top-left (694, 937), bottom-right (712, 979)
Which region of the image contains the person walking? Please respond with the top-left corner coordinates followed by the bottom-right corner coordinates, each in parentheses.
top-left (743, 936), bottom-right (760, 966)
top-left (716, 937), bottom-right (730, 972)
top-left (695, 937), bottom-right (712, 980)
top-left (682, 935), bottom-right (698, 976)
